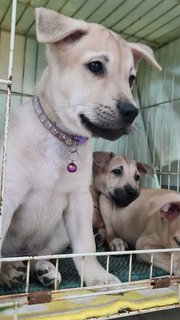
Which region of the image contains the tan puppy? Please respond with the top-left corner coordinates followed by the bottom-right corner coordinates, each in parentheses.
top-left (0, 7), bottom-right (161, 288)
top-left (92, 152), bottom-right (154, 250)
top-left (107, 188), bottom-right (180, 275)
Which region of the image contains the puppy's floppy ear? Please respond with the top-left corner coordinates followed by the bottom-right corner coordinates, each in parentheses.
top-left (93, 151), bottom-right (115, 172)
top-left (36, 7), bottom-right (88, 43)
top-left (160, 202), bottom-right (180, 221)
top-left (128, 42), bottom-right (162, 72)
top-left (136, 162), bottom-right (154, 177)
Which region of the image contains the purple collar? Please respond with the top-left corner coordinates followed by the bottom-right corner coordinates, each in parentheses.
top-left (32, 96), bottom-right (88, 147)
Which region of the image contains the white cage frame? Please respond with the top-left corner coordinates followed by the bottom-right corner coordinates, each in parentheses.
top-left (0, 1), bottom-right (180, 319)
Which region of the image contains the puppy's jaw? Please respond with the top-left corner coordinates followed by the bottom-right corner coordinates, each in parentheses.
top-left (79, 113), bottom-right (133, 140)
top-left (109, 188), bottom-right (139, 207)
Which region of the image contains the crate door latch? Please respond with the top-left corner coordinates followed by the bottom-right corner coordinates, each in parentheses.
top-left (28, 291), bottom-right (52, 305)
top-left (151, 277), bottom-right (170, 289)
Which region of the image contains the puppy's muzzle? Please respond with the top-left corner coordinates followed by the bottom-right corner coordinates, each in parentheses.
top-left (110, 184), bottom-right (139, 208)
top-left (80, 101), bottom-right (138, 141)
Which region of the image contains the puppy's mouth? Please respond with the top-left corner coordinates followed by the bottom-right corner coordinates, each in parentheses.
top-left (79, 114), bottom-right (131, 141)
top-left (109, 188), bottom-right (139, 208)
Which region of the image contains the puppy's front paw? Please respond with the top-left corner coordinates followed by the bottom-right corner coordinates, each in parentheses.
top-left (0, 261), bottom-right (26, 288)
top-left (85, 266), bottom-right (121, 291)
top-left (34, 261), bottom-right (61, 288)
top-left (109, 238), bottom-right (129, 251)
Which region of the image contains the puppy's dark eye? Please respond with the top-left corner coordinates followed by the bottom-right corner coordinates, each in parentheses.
top-left (112, 167), bottom-right (123, 176)
top-left (87, 61), bottom-right (104, 75)
top-left (129, 75), bottom-right (136, 88)
top-left (135, 174), bottom-right (140, 181)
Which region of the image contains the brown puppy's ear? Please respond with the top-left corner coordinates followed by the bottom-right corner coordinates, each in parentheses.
top-left (136, 162), bottom-right (154, 177)
top-left (160, 202), bottom-right (180, 221)
top-left (93, 151), bottom-right (114, 173)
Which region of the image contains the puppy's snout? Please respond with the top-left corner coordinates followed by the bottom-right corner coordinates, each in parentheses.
top-left (124, 185), bottom-right (138, 198)
top-left (110, 185), bottom-right (139, 208)
top-left (117, 101), bottom-right (138, 123)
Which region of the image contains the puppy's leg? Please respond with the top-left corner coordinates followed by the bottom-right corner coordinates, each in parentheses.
top-left (99, 194), bottom-right (128, 251)
top-left (0, 176), bottom-right (29, 287)
top-left (65, 190), bottom-right (120, 289)
top-left (2, 193), bottom-right (21, 246)
top-left (136, 236), bottom-right (172, 273)
top-left (32, 221), bottom-right (69, 287)
top-left (1, 172), bottom-right (29, 246)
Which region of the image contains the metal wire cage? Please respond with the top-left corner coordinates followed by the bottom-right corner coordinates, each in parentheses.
top-left (0, 1), bottom-right (180, 319)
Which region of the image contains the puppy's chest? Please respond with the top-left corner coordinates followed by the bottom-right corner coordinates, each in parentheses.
top-left (34, 141), bottom-right (92, 192)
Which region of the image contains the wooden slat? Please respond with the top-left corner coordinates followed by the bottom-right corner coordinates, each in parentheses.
top-left (12, 33), bottom-right (26, 93)
top-left (72, 0), bottom-right (105, 21)
top-left (18, 0), bottom-right (30, 3)
top-left (102, 0), bottom-right (142, 28)
top-left (35, 43), bottom-right (46, 83)
top-left (27, 23), bottom-right (36, 36)
top-left (0, 92), bottom-right (6, 134)
top-left (0, 31), bottom-right (9, 83)
top-left (135, 3), bottom-right (180, 38)
top-left (0, 0), bottom-right (11, 24)
top-left (123, 0), bottom-right (174, 36)
top-left (46, 0), bottom-right (67, 12)
top-left (156, 26), bottom-right (180, 45)
top-left (22, 37), bottom-right (38, 94)
top-left (30, 0), bottom-right (48, 6)
top-left (112, 0), bottom-right (161, 32)
top-left (60, 0), bottom-right (87, 17)
top-left (15, 6), bottom-right (35, 34)
top-left (147, 15), bottom-right (180, 41)
top-left (0, 2), bottom-right (12, 30)
top-left (84, 0), bottom-right (121, 23)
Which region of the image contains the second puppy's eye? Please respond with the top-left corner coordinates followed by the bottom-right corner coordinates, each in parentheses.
top-left (129, 74), bottom-right (136, 88)
top-left (87, 61), bottom-right (104, 75)
top-left (112, 167), bottom-right (123, 176)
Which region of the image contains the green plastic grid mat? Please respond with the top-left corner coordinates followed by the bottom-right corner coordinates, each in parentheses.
top-left (0, 244), bottom-right (167, 295)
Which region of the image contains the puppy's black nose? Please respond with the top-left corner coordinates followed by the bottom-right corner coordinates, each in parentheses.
top-left (117, 101), bottom-right (138, 123)
top-left (124, 185), bottom-right (138, 197)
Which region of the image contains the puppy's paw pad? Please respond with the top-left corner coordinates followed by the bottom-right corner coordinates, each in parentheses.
top-left (109, 238), bottom-right (129, 251)
top-left (37, 269), bottom-right (48, 277)
top-left (35, 261), bottom-right (61, 288)
top-left (16, 265), bottom-right (26, 272)
top-left (0, 262), bottom-right (26, 287)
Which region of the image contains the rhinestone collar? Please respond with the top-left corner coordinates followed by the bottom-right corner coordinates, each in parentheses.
top-left (32, 96), bottom-right (88, 173)
top-left (32, 95), bottom-right (88, 147)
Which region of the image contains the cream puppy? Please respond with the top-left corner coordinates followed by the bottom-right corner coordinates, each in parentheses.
top-left (0, 8), bottom-right (161, 288)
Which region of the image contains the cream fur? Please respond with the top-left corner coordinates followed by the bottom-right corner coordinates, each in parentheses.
top-left (0, 8), bottom-right (161, 288)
